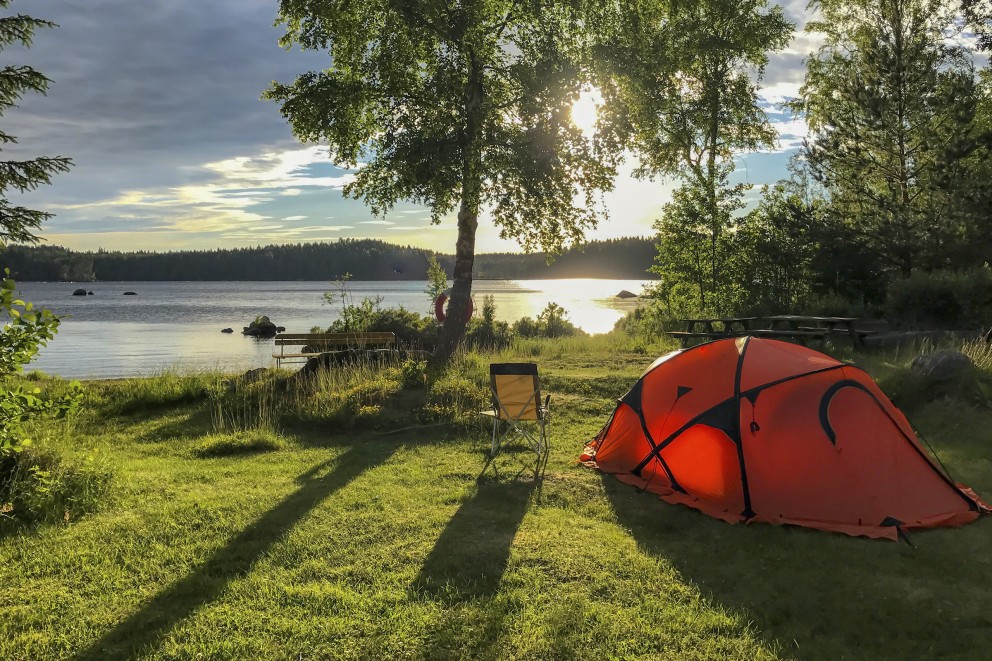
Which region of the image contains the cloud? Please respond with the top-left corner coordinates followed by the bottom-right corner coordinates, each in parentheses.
top-left (4, 0), bottom-right (816, 252)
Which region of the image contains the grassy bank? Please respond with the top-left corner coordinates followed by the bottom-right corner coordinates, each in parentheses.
top-left (1, 336), bottom-right (990, 660)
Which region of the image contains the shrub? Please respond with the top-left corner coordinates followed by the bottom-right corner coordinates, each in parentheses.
top-left (318, 304), bottom-right (440, 350)
top-left (1, 273), bottom-right (90, 527)
top-left (464, 295), bottom-right (514, 350)
top-left (886, 267), bottom-right (992, 329)
top-left (613, 301), bottom-right (676, 339)
top-left (512, 302), bottom-right (584, 339)
top-left (400, 358), bottom-right (428, 389)
top-left (801, 292), bottom-right (870, 318)
top-left (1, 445), bottom-right (113, 529)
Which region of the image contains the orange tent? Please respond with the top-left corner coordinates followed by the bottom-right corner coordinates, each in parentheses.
top-left (580, 337), bottom-right (989, 540)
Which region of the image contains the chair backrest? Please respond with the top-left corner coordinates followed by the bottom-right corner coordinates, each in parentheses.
top-left (490, 363), bottom-right (541, 421)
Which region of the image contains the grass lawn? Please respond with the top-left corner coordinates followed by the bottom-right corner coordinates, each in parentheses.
top-left (1, 339), bottom-right (990, 660)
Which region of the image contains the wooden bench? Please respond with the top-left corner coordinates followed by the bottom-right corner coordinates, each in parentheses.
top-left (272, 332), bottom-right (397, 368)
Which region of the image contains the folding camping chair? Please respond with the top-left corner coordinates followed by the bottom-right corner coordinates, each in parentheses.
top-left (480, 363), bottom-right (550, 459)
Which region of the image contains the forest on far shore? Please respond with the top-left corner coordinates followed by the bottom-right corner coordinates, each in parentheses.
top-left (1, 237), bottom-right (659, 282)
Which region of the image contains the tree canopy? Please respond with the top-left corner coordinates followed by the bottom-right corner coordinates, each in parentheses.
top-left (598, 0), bottom-right (791, 313)
top-left (794, 0), bottom-right (987, 275)
top-left (266, 0), bottom-right (619, 360)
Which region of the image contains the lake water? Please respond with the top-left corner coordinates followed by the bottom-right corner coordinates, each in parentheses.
top-left (11, 280), bottom-right (649, 379)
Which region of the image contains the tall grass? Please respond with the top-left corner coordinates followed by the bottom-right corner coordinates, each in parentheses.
top-left (504, 331), bottom-right (673, 360)
top-left (422, 351), bottom-right (489, 426)
top-left (961, 338), bottom-right (992, 373)
top-left (93, 369), bottom-right (221, 415)
top-left (209, 378), bottom-right (278, 433)
top-left (285, 358), bottom-right (403, 425)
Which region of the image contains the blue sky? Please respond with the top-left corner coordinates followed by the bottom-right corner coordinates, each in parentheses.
top-left (6, 0), bottom-right (821, 253)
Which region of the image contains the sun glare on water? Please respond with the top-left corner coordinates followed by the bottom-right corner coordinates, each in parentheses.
top-left (571, 89), bottom-right (601, 136)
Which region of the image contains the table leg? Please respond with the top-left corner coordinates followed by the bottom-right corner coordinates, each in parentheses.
top-left (849, 323), bottom-right (864, 349)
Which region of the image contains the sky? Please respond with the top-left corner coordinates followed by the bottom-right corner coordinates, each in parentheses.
top-left (5, 0), bottom-right (822, 254)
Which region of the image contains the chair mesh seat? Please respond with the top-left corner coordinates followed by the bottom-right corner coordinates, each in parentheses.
top-left (482, 363), bottom-right (549, 459)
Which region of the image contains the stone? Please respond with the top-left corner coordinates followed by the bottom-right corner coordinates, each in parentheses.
top-left (221, 328), bottom-right (234, 333)
top-left (123, 291), bottom-right (137, 296)
top-left (223, 367), bottom-right (271, 392)
top-left (72, 288), bottom-right (87, 296)
top-left (87, 291), bottom-right (94, 295)
top-left (240, 367), bottom-right (270, 383)
top-left (242, 316), bottom-right (278, 337)
top-left (910, 350), bottom-right (975, 382)
top-left (616, 290), bottom-right (638, 299)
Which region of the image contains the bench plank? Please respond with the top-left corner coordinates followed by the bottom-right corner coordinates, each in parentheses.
top-left (273, 332), bottom-right (397, 366)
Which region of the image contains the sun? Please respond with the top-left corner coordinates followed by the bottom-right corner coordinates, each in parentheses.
top-left (570, 89), bottom-right (601, 136)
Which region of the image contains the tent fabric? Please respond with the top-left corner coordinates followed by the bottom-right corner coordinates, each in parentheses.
top-left (581, 337), bottom-right (989, 540)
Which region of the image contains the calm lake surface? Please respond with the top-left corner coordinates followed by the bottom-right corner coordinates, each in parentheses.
top-left (13, 279), bottom-right (649, 379)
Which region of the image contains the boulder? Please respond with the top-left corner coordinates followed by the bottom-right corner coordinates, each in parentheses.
top-left (221, 328), bottom-right (234, 333)
top-left (123, 291), bottom-right (137, 296)
top-left (242, 315), bottom-right (278, 337)
top-left (910, 350), bottom-right (975, 382)
top-left (72, 288), bottom-right (87, 296)
top-left (223, 367), bottom-right (271, 392)
top-left (241, 367), bottom-right (270, 383)
top-left (87, 291), bottom-right (94, 295)
top-left (616, 290), bottom-right (638, 299)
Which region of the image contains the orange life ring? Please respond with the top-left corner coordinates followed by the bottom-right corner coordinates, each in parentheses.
top-left (434, 289), bottom-right (474, 322)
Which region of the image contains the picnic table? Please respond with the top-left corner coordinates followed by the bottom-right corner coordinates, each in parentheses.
top-left (667, 317), bottom-right (756, 347)
top-left (666, 315), bottom-right (875, 349)
top-left (761, 315), bottom-right (873, 349)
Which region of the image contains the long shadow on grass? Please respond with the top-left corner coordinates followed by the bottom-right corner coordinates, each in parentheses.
top-left (74, 439), bottom-right (401, 661)
top-left (603, 475), bottom-right (992, 661)
top-left (413, 471), bottom-right (536, 603)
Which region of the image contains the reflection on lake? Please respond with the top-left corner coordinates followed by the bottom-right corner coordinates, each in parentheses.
top-left (13, 279), bottom-right (650, 379)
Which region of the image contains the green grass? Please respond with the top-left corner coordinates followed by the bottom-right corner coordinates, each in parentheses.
top-left (0, 336), bottom-right (990, 660)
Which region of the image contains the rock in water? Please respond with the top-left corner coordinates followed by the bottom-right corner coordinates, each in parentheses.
top-left (242, 315), bottom-right (278, 337)
top-left (87, 291), bottom-right (94, 295)
top-left (72, 288), bottom-right (87, 296)
top-left (221, 328), bottom-right (234, 333)
top-left (910, 351), bottom-right (974, 382)
top-left (123, 291), bottom-right (137, 296)
top-left (616, 290), bottom-right (637, 299)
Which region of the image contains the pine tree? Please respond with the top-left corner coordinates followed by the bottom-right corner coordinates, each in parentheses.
top-left (794, 0), bottom-right (982, 275)
top-left (0, 1), bottom-right (71, 246)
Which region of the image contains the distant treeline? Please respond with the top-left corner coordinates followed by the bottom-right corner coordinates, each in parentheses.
top-left (0, 237), bottom-right (658, 282)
